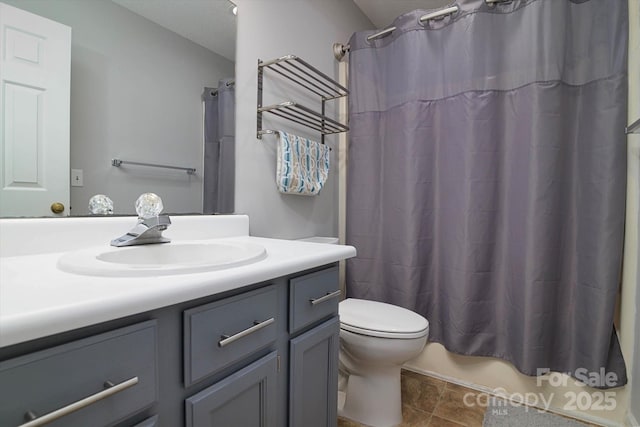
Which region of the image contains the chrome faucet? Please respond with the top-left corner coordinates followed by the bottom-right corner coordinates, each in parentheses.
top-left (111, 192), bottom-right (171, 247)
top-left (111, 214), bottom-right (171, 247)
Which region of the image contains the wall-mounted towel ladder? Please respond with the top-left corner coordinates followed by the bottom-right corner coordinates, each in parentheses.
top-left (257, 55), bottom-right (349, 143)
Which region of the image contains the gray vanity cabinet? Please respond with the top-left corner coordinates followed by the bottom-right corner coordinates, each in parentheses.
top-left (0, 263), bottom-right (341, 427)
top-left (288, 266), bottom-right (340, 427)
top-left (183, 285), bottom-right (280, 427)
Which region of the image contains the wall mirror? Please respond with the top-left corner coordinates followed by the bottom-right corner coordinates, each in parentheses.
top-left (0, 0), bottom-right (236, 217)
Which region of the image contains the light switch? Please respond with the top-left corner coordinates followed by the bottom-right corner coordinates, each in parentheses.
top-left (71, 169), bottom-right (83, 187)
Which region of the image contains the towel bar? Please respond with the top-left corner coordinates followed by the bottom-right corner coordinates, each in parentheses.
top-left (257, 129), bottom-right (332, 151)
top-left (112, 159), bottom-right (196, 175)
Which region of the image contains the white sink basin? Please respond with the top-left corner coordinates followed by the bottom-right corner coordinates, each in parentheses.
top-left (57, 241), bottom-right (267, 277)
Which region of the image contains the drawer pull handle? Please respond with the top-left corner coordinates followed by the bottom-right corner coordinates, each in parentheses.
top-left (309, 289), bottom-right (341, 306)
top-left (19, 376), bottom-right (139, 427)
top-left (219, 317), bottom-right (275, 347)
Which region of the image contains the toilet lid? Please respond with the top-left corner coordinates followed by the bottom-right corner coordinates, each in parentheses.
top-left (339, 298), bottom-right (429, 339)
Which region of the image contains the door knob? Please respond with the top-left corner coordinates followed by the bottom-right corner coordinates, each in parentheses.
top-left (50, 202), bottom-right (65, 214)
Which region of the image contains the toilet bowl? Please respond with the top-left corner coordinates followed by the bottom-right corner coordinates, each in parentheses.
top-left (338, 298), bottom-right (429, 427)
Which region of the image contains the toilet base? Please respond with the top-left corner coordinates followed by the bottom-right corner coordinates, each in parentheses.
top-left (338, 364), bottom-right (402, 427)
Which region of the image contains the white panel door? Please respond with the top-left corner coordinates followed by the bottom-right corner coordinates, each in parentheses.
top-left (0, 3), bottom-right (71, 217)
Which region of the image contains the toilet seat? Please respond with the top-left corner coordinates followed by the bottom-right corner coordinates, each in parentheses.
top-left (339, 298), bottom-right (429, 339)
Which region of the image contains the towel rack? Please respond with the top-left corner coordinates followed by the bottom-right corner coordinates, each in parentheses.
top-left (257, 55), bottom-right (349, 143)
top-left (255, 129), bottom-right (332, 150)
top-left (112, 158), bottom-right (196, 175)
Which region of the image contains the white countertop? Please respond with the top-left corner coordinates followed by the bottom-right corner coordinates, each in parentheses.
top-left (0, 215), bottom-right (356, 348)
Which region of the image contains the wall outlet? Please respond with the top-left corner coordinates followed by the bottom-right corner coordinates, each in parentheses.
top-left (71, 169), bottom-right (83, 187)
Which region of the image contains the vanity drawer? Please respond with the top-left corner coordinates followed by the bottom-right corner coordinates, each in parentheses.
top-left (289, 266), bottom-right (340, 333)
top-left (184, 285), bottom-right (278, 386)
top-left (0, 320), bottom-right (157, 427)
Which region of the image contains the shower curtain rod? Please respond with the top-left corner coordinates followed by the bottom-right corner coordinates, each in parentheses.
top-left (333, 43), bottom-right (350, 61)
top-left (333, 5), bottom-right (460, 61)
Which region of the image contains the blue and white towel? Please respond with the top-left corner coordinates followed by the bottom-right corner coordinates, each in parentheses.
top-left (276, 131), bottom-right (330, 196)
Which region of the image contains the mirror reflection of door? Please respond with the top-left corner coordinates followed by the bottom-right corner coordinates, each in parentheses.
top-left (0, 3), bottom-right (71, 217)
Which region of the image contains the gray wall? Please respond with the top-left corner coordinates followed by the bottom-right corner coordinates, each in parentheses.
top-left (234, 0), bottom-right (372, 238)
top-left (2, 0), bottom-right (234, 215)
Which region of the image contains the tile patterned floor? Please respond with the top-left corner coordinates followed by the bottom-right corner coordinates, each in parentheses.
top-left (338, 370), bottom-right (484, 427)
top-left (337, 369), bottom-right (601, 427)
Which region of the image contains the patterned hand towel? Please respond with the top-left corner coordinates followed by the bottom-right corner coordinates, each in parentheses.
top-left (276, 131), bottom-right (330, 196)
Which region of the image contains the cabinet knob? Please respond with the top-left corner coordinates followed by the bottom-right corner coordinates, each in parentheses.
top-left (50, 202), bottom-right (65, 214)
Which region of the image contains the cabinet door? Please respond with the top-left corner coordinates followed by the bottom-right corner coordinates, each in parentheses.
top-left (289, 317), bottom-right (339, 427)
top-left (186, 351), bottom-right (278, 427)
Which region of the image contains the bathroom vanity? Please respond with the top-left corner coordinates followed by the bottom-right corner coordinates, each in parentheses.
top-left (0, 215), bottom-right (355, 427)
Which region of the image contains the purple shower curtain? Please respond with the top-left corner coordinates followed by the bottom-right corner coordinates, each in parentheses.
top-left (346, 0), bottom-right (627, 388)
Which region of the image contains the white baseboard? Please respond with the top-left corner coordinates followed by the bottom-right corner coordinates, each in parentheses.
top-left (402, 366), bottom-right (622, 427)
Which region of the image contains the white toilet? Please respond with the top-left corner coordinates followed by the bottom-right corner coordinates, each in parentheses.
top-left (338, 298), bottom-right (429, 427)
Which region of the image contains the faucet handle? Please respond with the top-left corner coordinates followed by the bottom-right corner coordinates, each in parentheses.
top-left (135, 193), bottom-right (164, 219)
top-left (89, 194), bottom-right (114, 215)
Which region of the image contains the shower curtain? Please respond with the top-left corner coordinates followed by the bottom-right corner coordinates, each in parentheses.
top-left (346, 0), bottom-right (628, 388)
top-left (203, 78), bottom-right (235, 214)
